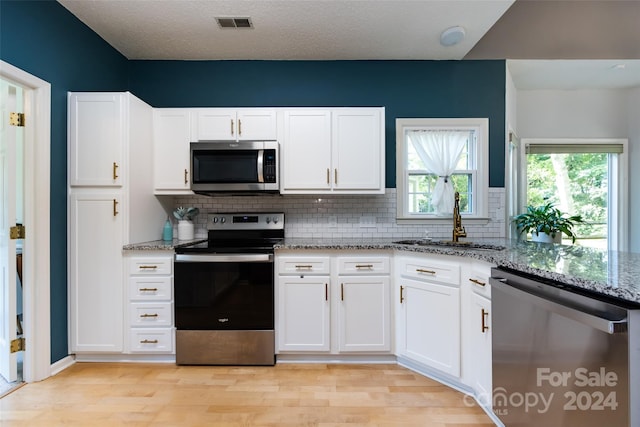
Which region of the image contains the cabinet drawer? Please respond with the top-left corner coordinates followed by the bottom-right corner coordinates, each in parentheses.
top-left (278, 256), bottom-right (331, 275)
top-left (129, 257), bottom-right (172, 275)
top-left (399, 256), bottom-right (460, 286)
top-left (129, 328), bottom-right (174, 353)
top-left (129, 302), bottom-right (173, 326)
top-left (467, 262), bottom-right (493, 298)
top-left (337, 257), bottom-right (389, 275)
top-left (129, 276), bottom-right (172, 301)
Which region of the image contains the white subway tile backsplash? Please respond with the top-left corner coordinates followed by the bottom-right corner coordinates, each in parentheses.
top-left (174, 188), bottom-right (507, 240)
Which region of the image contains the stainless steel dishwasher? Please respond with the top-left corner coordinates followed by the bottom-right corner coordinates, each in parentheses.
top-left (490, 267), bottom-right (639, 427)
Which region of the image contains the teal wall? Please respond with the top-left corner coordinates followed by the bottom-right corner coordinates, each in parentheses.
top-left (1, 0), bottom-right (506, 364)
top-left (129, 60), bottom-right (506, 188)
top-left (0, 0), bottom-right (129, 363)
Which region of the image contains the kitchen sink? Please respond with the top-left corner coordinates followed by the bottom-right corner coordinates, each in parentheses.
top-left (393, 239), bottom-right (506, 251)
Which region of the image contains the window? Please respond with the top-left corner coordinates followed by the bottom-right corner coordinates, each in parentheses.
top-left (396, 118), bottom-right (489, 222)
top-left (520, 139), bottom-right (628, 251)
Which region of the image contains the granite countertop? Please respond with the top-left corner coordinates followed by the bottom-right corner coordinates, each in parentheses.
top-left (275, 238), bottom-right (640, 306)
top-left (123, 237), bottom-right (640, 305)
top-left (123, 238), bottom-right (206, 251)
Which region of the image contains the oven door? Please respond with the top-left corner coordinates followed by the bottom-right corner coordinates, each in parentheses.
top-left (174, 253), bottom-right (274, 331)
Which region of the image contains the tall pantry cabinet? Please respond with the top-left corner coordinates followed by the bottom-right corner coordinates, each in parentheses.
top-left (68, 92), bottom-right (166, 354)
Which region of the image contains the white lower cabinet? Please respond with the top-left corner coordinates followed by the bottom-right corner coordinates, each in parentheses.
top-left (395, 254), bottom-right (462, 378)
top-left (276, 252), bottom-right (391, 355)
top-left (277, 275), bottom-right (331, 352)
top-left (125, 253), bottom-right (175, 354)
top-left (462, 261), bottom-right (494, 404)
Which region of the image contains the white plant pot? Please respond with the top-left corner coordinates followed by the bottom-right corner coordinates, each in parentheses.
top-left (531, 232), bottom-right (562, 244)
top-left (177, 220), bottom-right (195, 241)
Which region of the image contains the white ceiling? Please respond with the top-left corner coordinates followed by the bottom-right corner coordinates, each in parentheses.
top-left (57, 0), bottom-right (515, 60)
top-left (56, 0), bottom-right (640, 89)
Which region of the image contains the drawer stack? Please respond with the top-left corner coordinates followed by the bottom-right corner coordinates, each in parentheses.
top-left (127, 254), bottom-right (174, 354)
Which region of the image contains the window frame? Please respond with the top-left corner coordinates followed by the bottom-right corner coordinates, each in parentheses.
top-left (396, 118), bottom-right (489, 223)
top-left (519, 138), bottom-right (629, 252)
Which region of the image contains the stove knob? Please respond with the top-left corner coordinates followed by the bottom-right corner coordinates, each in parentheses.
top-left (265, 217), bottom-right (272, 224)
top-left (272, 217), bottom-right (279, 224)
top-left (212, 217), bottom-right (218, 224)
top-left (220, 217), bottom-right (226, 224)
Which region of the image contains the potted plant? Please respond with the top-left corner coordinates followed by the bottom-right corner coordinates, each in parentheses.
top-left (513, 203), bottom-right (584, 244)
top-left (173, 206), bottom-right (199, 241)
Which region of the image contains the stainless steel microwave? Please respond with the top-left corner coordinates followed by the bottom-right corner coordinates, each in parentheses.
top-left (190, 141), bottom-right (279, 194)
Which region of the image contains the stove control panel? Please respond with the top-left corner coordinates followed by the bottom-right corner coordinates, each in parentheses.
top-left (208, 212), bottom-right (285, 230)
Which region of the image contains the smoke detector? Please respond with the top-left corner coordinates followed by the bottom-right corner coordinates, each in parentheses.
top-left (440, 26), bottom-right (466, 47)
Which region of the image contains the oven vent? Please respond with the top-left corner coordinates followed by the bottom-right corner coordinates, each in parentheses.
top-left (216, 17), bottom-right (253, 29)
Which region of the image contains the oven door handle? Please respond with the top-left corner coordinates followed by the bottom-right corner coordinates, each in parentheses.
top-left (175, 254), bottom-right (273, 263)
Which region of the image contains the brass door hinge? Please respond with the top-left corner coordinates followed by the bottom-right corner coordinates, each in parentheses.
top-left (10, 337), bottom-right (25, 353)
top-left (10, 224), bottom-right (25, 239)
top-left (9, 112), bottom-right (25, 127)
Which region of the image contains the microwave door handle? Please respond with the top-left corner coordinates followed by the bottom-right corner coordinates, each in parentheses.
top-left (257, 149), bottom-right (264, 183)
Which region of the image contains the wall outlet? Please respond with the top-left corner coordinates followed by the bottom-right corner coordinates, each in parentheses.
top-left (359, 215), bottom-right (376, 228)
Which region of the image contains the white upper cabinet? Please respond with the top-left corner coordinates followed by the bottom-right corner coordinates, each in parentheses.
top-left (68, 93), bottom-right (125, 187)
top-left (332, 109), bottom-right (383, 191)
top-left (281, 110), bottom-right (332, 191)
top-left (280, 108), bottom-right (385, 194)
top-left (153, 109), bottom-right (192, 194)
top-left (192, 108), bottom-right (276, 141)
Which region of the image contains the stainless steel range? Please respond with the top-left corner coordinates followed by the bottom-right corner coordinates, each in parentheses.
top-left (174, 212), bottom-right (284, 365)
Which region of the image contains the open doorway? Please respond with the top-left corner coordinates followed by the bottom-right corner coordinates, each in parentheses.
top-left (0, 77), bottom-right (24, 395)
top-left (0, 60), bottom-right (51, 386)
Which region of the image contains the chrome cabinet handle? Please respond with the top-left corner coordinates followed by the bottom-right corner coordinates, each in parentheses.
top-left (295, 264), bottom-right (313, 269)
top-left (400, 286), bottom-right (405, 303)
top-left (325, 283), bottom-right (328, 301)
top-left (341, 283), bottom-right (344, 301)
top-left (355, 264), bottom-right (373, 269)
top-left (139, 288), bottom-right (158, 292)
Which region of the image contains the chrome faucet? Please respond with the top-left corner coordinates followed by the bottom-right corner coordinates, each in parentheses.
top-left (452, 191), bottom-right (467, 243)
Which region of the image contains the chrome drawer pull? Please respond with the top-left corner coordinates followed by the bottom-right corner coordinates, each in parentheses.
top-left (469, 278), bottom-right (486, 287)
top-left (416, 268), bottom-right (436, 275)
top-left (139, 288), bottom-right (158, 292)
top-left (295, 264), bottom-right (313, 269)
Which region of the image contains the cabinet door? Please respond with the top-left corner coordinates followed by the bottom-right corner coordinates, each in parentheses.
top-left (338, 276), bottom-right (390, 352)
top-left (281, 110), bottom-right (332, 192)
top-left (469, 292), bottom-right (492, 400)
top-left (68, 93), bottom-right (124, 187)
top-left (277, 275), bottom-right (330, 352)
top-left (397, 278), bottom-right (460, 377)
top-left (193, 108), bottom-right (236, 141)
top-left (236, 108), bottom-right (276, 141)
top-left (69, 191), bottom-right (124, 352)
top-left (332, 109), bottom-right (383, 191)
top-left (153, 109), bottom-right (192, 193)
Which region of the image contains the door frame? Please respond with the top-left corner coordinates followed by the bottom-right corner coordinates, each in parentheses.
top-left (0, 60), bottom-right (51, 382)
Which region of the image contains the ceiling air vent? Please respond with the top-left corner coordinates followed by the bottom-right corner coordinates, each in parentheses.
top-left (216, 17), bottom-right (253, 29)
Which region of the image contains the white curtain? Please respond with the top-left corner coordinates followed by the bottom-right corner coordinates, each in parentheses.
top-left (408, 130), bottom-right (469, 215)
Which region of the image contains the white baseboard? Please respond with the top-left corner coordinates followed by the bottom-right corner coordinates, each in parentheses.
top-left (276, 354), bottom-right (397, 364)
top-left (50, 355), bottom-right (75, 377)
top-left (73, 354), bottom-right (176, 363)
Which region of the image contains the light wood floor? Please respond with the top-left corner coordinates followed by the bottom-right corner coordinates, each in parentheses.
top-left (0, 363), bottom-right (494, 426)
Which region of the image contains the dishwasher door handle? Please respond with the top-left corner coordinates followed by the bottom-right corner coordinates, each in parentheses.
top-left (489, 277), bottom-right (628, 334)
top-left (175, 254), bottom-right (273, 263)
